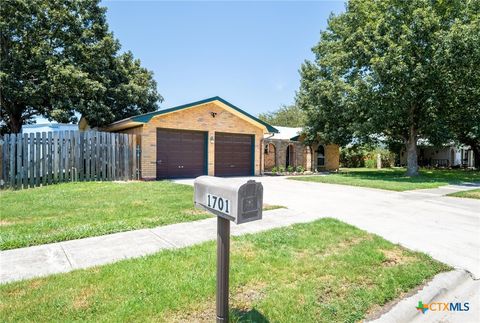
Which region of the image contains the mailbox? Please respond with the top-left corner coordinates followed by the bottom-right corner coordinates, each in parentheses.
top-left (194, 176), bottom-right (263, 224)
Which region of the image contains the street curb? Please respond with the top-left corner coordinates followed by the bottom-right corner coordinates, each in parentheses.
top-left (368, 269), bottom-right (471, 323)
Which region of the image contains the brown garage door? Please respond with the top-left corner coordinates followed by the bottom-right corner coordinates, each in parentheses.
top-left (215, 132), bottom-right (253, 177)
top-left (156, 129), bottom-right (207, 179)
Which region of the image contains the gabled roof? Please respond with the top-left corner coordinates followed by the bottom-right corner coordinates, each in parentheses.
top-left (106, 96), bottom-right (279, 133)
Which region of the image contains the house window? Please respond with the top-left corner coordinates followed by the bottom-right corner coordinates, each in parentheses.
top-left (317, 145), bottom-right (325, 170)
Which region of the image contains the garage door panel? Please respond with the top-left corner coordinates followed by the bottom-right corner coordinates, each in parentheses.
top-left (215, 133), bottom-right (253, 177)
top-left (156, 129), bottom-right (206, 179)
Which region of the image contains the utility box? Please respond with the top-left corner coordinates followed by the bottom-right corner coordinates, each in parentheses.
top-left (194, 176), bottom-right (263, 224)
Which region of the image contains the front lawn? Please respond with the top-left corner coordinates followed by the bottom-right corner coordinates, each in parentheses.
top-left (448, 188), bottom-right (480, 199)
top-left (289, 168), bottom-right (480, 191)
top-left (0, 218), bottom-right (448, 322)
top-left (0, 181), bottom-right (211, 250)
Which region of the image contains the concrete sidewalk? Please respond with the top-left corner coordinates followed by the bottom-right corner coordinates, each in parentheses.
top-left (0, 208), bottom-right (317, 284)
top-left (176, 178), bottom-right (480, 279)
top-left (3, 179), bottom-right (478, 284)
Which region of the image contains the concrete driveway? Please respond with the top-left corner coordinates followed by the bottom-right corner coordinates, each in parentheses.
top-left (175, 176), bottom-right (480, 278)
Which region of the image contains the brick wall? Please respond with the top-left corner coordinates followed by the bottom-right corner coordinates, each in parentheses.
top-left (134, 102), bottom-right (264, 180)
top-left (264, 139), bottom-right (339, 171)
top-left (312, 143), bottom-right (340, 171)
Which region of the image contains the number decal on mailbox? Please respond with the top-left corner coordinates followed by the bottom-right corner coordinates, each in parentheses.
top-left (206, 194), bottom-right (230, 215)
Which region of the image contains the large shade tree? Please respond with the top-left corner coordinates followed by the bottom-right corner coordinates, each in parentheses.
top-left (435, 1), bottom-right (480, 168)
top-left (0, 0), bottom-right (162, 134)
top-left (258, 104), bottom-right (306, 127)
top-left (297, 0), bottom-right (474, 175)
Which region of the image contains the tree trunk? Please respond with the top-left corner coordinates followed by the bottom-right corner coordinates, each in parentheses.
top-left (405, 127), bottom-right (419, 176)
top-left (8, 115), bottom-right (22, 134)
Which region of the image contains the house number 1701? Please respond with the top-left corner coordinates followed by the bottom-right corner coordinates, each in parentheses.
top-left (207, 193), bottom-right (230, 215)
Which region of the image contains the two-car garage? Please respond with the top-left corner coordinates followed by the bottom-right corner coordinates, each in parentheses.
top-left (103, 97), bottom-right (278, 180)
top-left (155, 129), bottom-right (254, 179)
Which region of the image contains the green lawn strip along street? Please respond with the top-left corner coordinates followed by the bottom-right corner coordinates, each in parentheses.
top-left (0, 219), bottom-right (449, 322)
top-left (0, 181), bottom-right (286, 250)
top-left (447, 188), bottom-right (480, 199)
top-left (0, 181), bottom-right (212, 250)
top-left (289, 168), bottom-right (480, 191)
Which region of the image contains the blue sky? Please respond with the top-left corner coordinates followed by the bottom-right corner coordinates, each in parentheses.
top-left (37, 1), bottom-right (344, 123)
top-left (102, 0), bottom-right (345, 116)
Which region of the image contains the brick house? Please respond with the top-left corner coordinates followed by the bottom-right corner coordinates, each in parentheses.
top-left (264, 126), bottom-right (340, 172)
top-left (81, 97), bottom-right (279, 179)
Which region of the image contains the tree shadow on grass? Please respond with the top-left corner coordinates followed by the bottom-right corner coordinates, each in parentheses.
top-left (230, 308), bottom-right (270, 323)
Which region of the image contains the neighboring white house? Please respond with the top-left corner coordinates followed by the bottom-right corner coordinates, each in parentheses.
top-left (21, 123), bottom-right (78, 134)
top-left (399, 142), bottom-right (476, 168)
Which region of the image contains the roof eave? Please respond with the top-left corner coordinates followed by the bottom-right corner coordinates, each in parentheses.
top-left (102, 121), bottom-right (143, 132)
top-left (104, 96), bottom-right (279, 133)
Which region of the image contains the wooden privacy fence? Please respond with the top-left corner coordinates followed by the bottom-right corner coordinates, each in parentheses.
top-left (0, 131), bottom-right (139, 189)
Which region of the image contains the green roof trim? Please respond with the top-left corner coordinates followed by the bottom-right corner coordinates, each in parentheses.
top-left (121, 96), bottom-right (278, 133)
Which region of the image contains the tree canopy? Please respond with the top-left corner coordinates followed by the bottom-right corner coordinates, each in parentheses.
top-left (435, 1), bottom-right (480, 168)
top-left (0, 0), bottom-right (162, 134)
top-left (258, 104), bottom-right (306, 128)
top-left (297, 0), bottom-right (479, 174)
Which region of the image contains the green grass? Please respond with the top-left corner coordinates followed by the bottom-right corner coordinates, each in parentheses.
top-left (0, 181), bottom-right (211, 250)
top-left (0, 219), bottom-right (449, 322)
top-left (290, 168), bottom-right (480, 191)
top-left (447, 188), bottom-right (480, 199)
top-left (0, 182), bottom-right (286, 250)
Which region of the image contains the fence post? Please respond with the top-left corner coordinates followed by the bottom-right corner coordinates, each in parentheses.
top-left (107, 133), bottom-right (112, 181)
top-left (95, 131), bottom-right (100, 180)
top-left (35, 132), bottom-right (41, 187)
top-left (136, 142), bottom-right (141, 180)
top-left (86, 131), bottom-right (91, 181)
top-left (47, 132), bottom-right (53, 185)
top-left (22, 134), bottom-right (29, 189)
top-left (61, 131), bottom-right (65, 182)
top-left (112, 133), bottom-right (116, 180)
top-left (6, 135), bottom-right (11, 188)
top-left (10, 134), bottom-right (16, 188)
top-left (41, 132), bottom-right (46, 186)
top-left (123, 134), bottom-right (128, 181)
top-left (0, 135), bottom-right (5, 189)
top-left (129, 134), bottom-right (133, 180)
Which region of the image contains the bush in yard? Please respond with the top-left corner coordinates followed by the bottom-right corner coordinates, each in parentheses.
top-left (365, 158), bottom-right (376, 168)
top-left (296, 165), bottom-right (305, 173)
top-left (367, 148), bottom-right (396, 168)
top-left (341, 146), bottom-right (396, 168)
top-left (287, 165), bottom-right (294, 173)
top-left (278, 165), bottom-right (286, 173)
top-left (340, 146), bottom-right (367, 168)
top-left (271, 166), bottom-right (278, 174)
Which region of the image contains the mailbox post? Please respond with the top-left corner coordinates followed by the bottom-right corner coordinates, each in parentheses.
top-left (216, 216), bottom-right (230, 322)
top-left (194, 176), bottom-right (263, 323)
